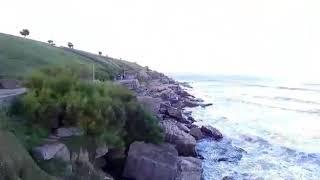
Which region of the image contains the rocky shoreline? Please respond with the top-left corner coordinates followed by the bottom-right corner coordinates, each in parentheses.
top-left (0, 68), bottom-right (224, 180)
top-left (116, 69), bottom-right (223, 180)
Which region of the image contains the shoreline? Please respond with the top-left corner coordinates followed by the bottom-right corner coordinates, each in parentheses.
top-left (116, 69), bottom-right (223, 180)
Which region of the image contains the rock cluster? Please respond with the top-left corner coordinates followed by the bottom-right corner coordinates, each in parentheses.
top-left (30, 68), bottom-right (222, 180)
top-left (32, 127), bottom-right (112, 180)
top-left (116, 69), bottom-right (223, 180)
top-left (123, 142), bottom-right (202, 180)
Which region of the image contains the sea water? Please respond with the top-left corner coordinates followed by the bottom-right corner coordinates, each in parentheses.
top-left (175, 75), bottom-right (320, 180)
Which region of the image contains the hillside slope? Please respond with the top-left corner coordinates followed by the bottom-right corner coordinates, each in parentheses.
top-left (0, 33), bottom-right (144, 79)
top-left (0, 130), bottom-right (56, 180)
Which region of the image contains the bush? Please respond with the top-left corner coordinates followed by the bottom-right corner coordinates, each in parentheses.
top-left (20, 66), bottom-right (163, 147)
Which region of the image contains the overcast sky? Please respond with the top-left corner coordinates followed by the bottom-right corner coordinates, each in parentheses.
top-left (1, 0), bottom-right (320, 80)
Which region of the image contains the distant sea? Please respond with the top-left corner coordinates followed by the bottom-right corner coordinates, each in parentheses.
top-left (174, 74), bottom-right (320, 180)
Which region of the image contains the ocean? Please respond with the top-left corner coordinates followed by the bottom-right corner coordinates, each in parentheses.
top-left (174, 75), bottom-right (320, 180)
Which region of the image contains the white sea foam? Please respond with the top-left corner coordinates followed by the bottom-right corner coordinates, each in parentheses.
top-left (177, 75), bottom-right (320, 180)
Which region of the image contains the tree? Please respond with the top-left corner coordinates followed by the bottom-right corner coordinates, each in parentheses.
top-left (98, 51), bottom-right (102, 56)
top-left (47, 40), bottom-right (53, 45)
top-left (67, 42), bottom-right (74, 48)
top-left (20, 29), bottom-right (30, 38)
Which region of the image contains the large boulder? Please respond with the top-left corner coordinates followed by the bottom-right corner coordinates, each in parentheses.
top-left (160, 120), bottom-right (197, 156)
top-left (176, 157), bottom-right (202, 180)
top-left (166, 106), bottom-right (192, 124)
top-left (33, 142), bottom-right (70, 162)
top-left (137, 96), bottom-right (163, 115)
top-left (123, 142), bottom-right (202, 180)
top-left (159, 89), bottom-right (180, 104)
top-left (182, 99), bottom-right (201, 108)
top-left (201, 125), bottom-right (223, 141)
top-left (167, 106), bottom-right (184, 120)
top-left (116, 79), bottom-right (140, 91)
top-left (123, 142), bottom-right (179, 180)
top-left (189, 127), bottom-right (205, 140)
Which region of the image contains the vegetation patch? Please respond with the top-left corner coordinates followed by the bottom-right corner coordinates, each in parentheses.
top-left (19, 66), bottom-right (163, 148)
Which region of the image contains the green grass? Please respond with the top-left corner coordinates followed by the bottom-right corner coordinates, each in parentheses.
top-left (0, 33), bottom-right (144, 80)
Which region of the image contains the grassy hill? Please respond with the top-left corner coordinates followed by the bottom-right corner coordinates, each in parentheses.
top-left (0, 33), bottom-right (144, 80)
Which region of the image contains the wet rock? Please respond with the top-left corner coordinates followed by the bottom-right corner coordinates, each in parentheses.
top-left (55, 127), bottom-right (83, 138)
top-left (177, 89), bottom-right (193, 98)
top-left (201, 125), bottom-right (223, 141)
top-left (187, 116), bottom-right (196, 122)
top-left (160, 120), bottom-right (197, 156)
top-left (222, 176), bottom-right (235, 180)
top-left (183, 99), bottom-right (201, 107)
top-left (190, 127), bottom-right (205, 140)
top-left (200, 103), bottom-right (213, 108)
top-left (180, 82), bottom-right (192, 88)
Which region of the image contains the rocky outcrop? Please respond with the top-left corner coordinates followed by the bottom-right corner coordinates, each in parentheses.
top-left (176, 157), bottom-right (202, 180)
top-left (116, 79), bottom-right (140, 91)
top-left (160, 120), bottom-right (197, 156)
top-left (137, 96), bottom-right (163, 115)
top-left (201, 125), bottom-right (223, 141)
top-left (189, 127), bottom-right (205, 140)
top-left (123, 142), bottom-right (201, 180)
top-left (183, 99), bottom-right (213, 108)
top-left (32, 142), bottom-right (70, 162)
top-left (123, 142), bottom-right (179, 180)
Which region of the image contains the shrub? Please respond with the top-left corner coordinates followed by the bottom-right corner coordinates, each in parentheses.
top-left (20, 66), bottom-right (163, 147)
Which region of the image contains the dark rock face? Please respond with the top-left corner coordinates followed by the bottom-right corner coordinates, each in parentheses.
top-left (176, 157), bottom-right (202, 180)
top-left (189, 127), bottom-right (205, 140)
top-left (123, 142), bottom-right (179, 180)
top-left (160, 120), bottom-right (197, 156)
top-left (137, 96), bottom-right (163, 115)
top-left (167, 106), bottom-right (184, 121)
top-left (123, 142), bottom-right (202, 180)
top-left (201, 125), bottom-right (223, 141)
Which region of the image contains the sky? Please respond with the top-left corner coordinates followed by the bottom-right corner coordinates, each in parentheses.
top-left (1, 0), bottom-right (320, 80)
